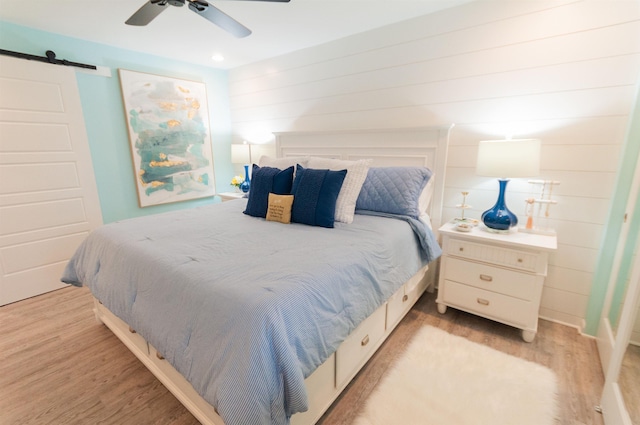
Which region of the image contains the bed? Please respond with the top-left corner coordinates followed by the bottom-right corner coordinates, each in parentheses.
top-left (62, 126), bottom-right (451, 425)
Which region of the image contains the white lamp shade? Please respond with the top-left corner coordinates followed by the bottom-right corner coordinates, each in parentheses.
top-left (231, 144), bottom-right (251, 164)
top-left (476, 139), bottom-right (540, 178)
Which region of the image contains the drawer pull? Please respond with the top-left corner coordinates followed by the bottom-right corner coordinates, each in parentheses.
top-left (128, 326), bottom-right (136, 334)
top-left (361, 335), bottom-right (370, 347)
top-left (156, 351), bottom-right (165, 360)
top-left (477, 298), bottom-right (490, 306)
top-left (402, 294), bottom-right (409, 302)
top-left (517, 258), bottom-right (523, 263)
top-left (459, 247), bottom-right (464, 252)
top-left (479, 274), bottom-right (493, 282)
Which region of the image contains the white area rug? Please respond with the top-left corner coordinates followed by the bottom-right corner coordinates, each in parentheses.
top-left (353, 326), bottom-right (559, 425)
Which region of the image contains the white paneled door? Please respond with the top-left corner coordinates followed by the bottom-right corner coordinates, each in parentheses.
top-left (0, 56), bottom-right (103, 305)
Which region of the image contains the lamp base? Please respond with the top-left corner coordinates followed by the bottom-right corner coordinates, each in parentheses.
top-left (482, 225), bottom-right (517, 234)
top-left (481, 179), bottom-right (518, 232)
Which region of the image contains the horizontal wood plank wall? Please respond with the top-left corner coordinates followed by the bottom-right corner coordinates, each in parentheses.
top-left (228, 0), bottom-right (640, 330)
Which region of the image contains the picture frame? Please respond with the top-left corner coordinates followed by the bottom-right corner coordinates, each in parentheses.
top-left (118, 69), bottom-right (216, 207)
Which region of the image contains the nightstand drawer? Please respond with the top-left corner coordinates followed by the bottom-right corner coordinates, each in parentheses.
top-left (444, 257), bottom-right (538, 301)
top-left (447, 239), bottom-right (539, 272)
top-left (441, 280), bottom-right (536, 328)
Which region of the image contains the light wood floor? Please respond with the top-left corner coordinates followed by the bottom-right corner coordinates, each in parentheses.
top-left (0, 286), bottom-right (605, 425)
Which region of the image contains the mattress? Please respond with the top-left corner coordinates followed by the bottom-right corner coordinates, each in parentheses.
top-left (62, 199), bottom-right (440, 424)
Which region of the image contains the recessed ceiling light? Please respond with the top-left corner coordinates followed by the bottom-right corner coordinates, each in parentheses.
top-left (211, 54), bottom-right (224, 62)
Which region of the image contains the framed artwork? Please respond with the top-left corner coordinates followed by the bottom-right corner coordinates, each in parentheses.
top-left (119, 69), bottom-right (215, 207)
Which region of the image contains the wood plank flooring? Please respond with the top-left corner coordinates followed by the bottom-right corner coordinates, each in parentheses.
top-left (0, 286), bottom-right (605, 425)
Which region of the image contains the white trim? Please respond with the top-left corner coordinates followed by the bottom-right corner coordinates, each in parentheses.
top-left (600, 235), bottom-right (640, 425)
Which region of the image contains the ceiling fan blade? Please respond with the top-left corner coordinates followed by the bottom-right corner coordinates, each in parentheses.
top-left (126, 1), bottom-right (169, 26)
top-left (188, 0), bottom-right (252, 38)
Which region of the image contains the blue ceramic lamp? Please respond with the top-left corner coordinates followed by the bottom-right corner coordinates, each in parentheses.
top-left (231, 142), bottom-right (252, 193)
top-left (476, 139), bottom-right (540, 233)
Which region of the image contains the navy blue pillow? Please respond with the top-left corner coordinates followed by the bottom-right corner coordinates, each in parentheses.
top-left (291, 165), bottom-right (347, 228)
top-left (244, 165), bottom-right (294, 218)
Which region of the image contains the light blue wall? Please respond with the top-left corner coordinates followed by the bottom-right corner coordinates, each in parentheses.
top-left (0, 21), bottom-right (233, 223)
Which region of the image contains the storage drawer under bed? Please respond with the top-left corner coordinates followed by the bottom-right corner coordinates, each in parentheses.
top-left (94, 299), bottom-right (149, 355)
top-left (335, 304), bottom-right (386, 387)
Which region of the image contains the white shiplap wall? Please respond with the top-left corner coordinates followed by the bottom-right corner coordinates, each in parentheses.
top-left (228, 0), bottom-right (640, 330)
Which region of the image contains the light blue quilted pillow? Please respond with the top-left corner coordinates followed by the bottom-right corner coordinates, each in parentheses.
top-left (355, 167), bottom-right (433, 219)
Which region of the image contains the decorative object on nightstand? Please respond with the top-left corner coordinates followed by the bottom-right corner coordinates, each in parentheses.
top-left (453, 191), bottom-right (479, 229)
top-left (476, 139), bottom-right (541, 232)
top-left (521, 180), bottom-right (560, 235)
top-left (230, 175), bottom-right (244, 192)
top-left (454, 191), bottom-right (470, 221)
top-left (231, 142), bottom-right (252, 193)
top-left (436, 221), bottom-right (557, 342)
top-left (240, 165), bottom-right (251, 193)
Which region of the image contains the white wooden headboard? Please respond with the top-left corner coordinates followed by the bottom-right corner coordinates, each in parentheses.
top-left (273, 126), bottom-right (453, 230)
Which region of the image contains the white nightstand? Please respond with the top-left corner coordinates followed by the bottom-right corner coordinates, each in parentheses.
top-left (436, 222), bottom-right (557, 342)
top-left (218, 191), bottom-right (246, 202)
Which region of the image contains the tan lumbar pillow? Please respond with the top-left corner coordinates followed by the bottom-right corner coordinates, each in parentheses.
top-left (266, 193), bottom-right (294, 224)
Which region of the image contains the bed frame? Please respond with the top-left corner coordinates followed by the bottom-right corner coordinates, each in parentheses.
top-left (92, 126), bottom-right (452, 425)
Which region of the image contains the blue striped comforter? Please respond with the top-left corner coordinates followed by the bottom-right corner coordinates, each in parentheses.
top-left (62, 200), bottom-right (440, 424)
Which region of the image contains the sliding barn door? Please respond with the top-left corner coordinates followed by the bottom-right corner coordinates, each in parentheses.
top-left (0, 56), bottom-right (103, 305)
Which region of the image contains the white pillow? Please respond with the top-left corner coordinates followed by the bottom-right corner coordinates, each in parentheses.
top-left (258, 155), bottom-right (309, 169)
top-left (418, 173), bottom-right (436, 228)
top-left (306, 156), bottom-right (372, 224)
top-left (418, 174), bottom-right (435, 216)
top-left (419, 213), bottom-right (433, 229)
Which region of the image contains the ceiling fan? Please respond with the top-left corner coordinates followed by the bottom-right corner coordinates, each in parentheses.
top-left (125, 0), bottom-right (290, 38)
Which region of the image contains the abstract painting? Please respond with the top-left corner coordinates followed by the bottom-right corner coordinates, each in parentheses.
top-left (119, 69), bottom-right (215, 207)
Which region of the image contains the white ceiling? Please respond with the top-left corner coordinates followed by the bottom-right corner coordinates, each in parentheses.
top-left (0, 0), bottom-right (469, 69)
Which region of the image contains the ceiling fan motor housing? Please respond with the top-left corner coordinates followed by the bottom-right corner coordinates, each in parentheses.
top-left (189, 1), bottom-right (209, 12)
